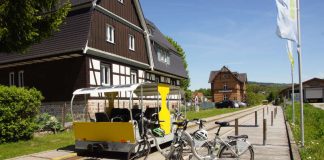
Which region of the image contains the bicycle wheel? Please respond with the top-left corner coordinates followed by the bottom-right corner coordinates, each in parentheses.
top-left (169, 143), bottom-right (184, 160)
top-left (218, 141), bottom-right (254, 160)
top-left (127, 140), bottom-right (151, 160)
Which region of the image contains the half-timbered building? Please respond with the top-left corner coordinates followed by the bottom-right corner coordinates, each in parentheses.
top-left (0, 0), bottom-right (188, 116)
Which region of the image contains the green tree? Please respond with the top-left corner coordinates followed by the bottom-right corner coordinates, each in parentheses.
top-left (267, 92), bottom-right (275, 102)
top-left (0, 0), bottom-right (71, 53)
top-left (165, 36), bottom-right (191, 100)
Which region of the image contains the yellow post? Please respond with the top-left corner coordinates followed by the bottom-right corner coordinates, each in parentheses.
top-left (104, 92), bottom-right (118, 114)
top-left (158, 84), bottom-right (171, 135)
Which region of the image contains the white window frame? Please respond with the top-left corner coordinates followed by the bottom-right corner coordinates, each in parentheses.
top-left (157, 47), bottom-right (170, 65)
top-left (106, 24), bottom-right (115, 43)
top-left (9, 72), bottom-right (14, 86)
top-left (224, 94), bottom-right (228, 101)
top-left (130, 70), bottom-right (137, 84)
top-left (224, 83), bottom-right (228, 90)
top-left (101, 64), bottom-right (111, 86)
top-left (118, 0), bottom-right (123, 3)
top-left (18, 71), bottom-right (24, 87)
top-left (129, 34), bottom-right (135, 51)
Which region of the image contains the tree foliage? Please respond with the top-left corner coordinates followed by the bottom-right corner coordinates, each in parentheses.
top-left (165, 36), bottom-right (191, 100)
top-left (0, 0), bottom-right (71, 53)
top-left (246, 83), bottom-right (286, 106)
top-left (194, 88), bottom-right (211, 97)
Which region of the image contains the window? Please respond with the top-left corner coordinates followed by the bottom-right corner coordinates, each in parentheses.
top-left (157, 47), bottom-right (170, 65)
top-left (9, 72), bottom-right (14, 86)
top-left (223, 94), bottom-right (228, 101)
top-left (223, 83), bottom-right (228, 90)
top-left (130, 70), bottom-right (137, 84)
top-left (106, 25), bottom-right (115, 43)
top-left (101, 64), bottom-right (111, 85)
top-left (18, 71), bottom-right (24, 87)
top-left (118, 0), bottom-right (123, 3)
top-left (166, 77), bottom-right (171, 84)
top-left (129, 34), bottom-right (135, 51)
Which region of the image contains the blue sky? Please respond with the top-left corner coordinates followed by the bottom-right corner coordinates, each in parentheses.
top-left (140, 0), bottom-right (324, 90)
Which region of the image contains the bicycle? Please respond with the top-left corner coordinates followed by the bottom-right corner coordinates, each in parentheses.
top-left (127, 108), bottom-right (188, 160)
top-left (190, 121), bottom-right (254, 160)
top-left (127, 114), bottom-right (153, 160)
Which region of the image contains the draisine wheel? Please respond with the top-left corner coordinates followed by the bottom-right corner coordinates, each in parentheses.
top-left (127, 139), bottom-right (151, 160)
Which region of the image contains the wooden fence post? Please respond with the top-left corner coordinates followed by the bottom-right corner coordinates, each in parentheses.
top-left (263, 119), bottom-right (267, 145)
top-left (271, 111), bottom-right (274, 126)
top-left (255, 111), bottom-right (258, 126)
top-left (235, 119), bottom-right (238, 136)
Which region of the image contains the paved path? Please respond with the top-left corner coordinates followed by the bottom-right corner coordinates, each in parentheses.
top-left (310, 103), bottom-right (324, 110)
top-left (9, 105), bottom-right (291, 160)
top-left (231, 105), bottom-right (291, 160)
top-left (142, 105), bottom-right (291, 160)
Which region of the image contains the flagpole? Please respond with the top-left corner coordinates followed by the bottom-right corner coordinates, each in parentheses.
top-left (296, 0), bottom-right (304, 147)
top-left (291, 64), bottom-right (295, 124)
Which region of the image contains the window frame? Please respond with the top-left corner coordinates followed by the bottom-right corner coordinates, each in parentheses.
top-left (223, 94), bottom-right (228, 101)
top-left (128, 34), bottom-right (135, 51)
top-left (9, 72), bottom-right (14, 86)
top-left (106, 24), bottom-right (115, 44)
top-left (117, 0), bottom-right (124, 3)
top-left (223, 83), bottom-right (228, 90)
top-left (18, 70), bottom-right (24, 87)
top-left (130, 70), bottom-right (137, 84)
top-left (101, 64), bottom-right (111, 86)
top-left (156, 46), bottom-right (170, 65)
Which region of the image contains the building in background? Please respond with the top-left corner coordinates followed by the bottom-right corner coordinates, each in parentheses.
top-left (280, 78), bottom-right (324, 103)
top-left (208, 66), bottom-right (247, 102)
top-left (0, 0), bottom-right (187, 117)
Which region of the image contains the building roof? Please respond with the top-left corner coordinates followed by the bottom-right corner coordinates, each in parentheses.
top-left (280, 77), bottom-right (324, 94)
top-left (146, 19), bottom-right (178, 53)
top-left (208, 66), bottom-right (247, 83)
top-left (0, 8), bottom-right (92, 65)
top-left (146, 19), bottom-right (188, 78)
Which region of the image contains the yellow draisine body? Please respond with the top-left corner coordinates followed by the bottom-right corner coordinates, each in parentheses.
top-left (158, 84), bottom-right (171, 135)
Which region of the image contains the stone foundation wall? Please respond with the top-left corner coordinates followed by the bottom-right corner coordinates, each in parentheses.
top-left (40, 99), bottom-right (181, 122)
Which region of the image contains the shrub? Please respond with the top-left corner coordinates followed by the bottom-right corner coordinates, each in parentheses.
top-left (0, 86), bottom-right (43, 143)
top-left (35, 113), bottom-right (63, 133)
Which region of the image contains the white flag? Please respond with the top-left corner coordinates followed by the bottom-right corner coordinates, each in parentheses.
top-left (276, 0), bottom-right (298, 42)
top-left (286, 40), bottom-right (294, 68)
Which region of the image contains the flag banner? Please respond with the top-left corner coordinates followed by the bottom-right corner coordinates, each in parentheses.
top-left (275, 0), bottom-right (298, 42)
top-left (286, 40), bottom-right (295, 68)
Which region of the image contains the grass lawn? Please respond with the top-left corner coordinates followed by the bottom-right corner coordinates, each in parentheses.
top-left (0, 131), bottom-right (74, 160)
top-left (284, 103), bottom-right (324, 160)
top-left (185, 107), bottom-right (250, 120)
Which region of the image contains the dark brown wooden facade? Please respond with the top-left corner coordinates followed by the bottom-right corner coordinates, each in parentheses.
top-left (0, 0), bottom-right (188, 103)
top-left (88, 10), bottom-right (148, 64)
top-left (0, 54), bottom-right (87, 102)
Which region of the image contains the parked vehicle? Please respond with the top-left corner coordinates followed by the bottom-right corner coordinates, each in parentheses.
top-left (235, 101), bottom-right (247, 107)
top-left (70, 83), bottom-right (184, 155)
top-left (215, 100), bottom-right (239, 108)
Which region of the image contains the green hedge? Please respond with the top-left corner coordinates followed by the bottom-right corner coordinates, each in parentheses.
top-left (0, 86), bottom-right (43, 143)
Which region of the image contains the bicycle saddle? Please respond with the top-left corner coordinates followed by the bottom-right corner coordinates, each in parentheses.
top-left (172, 121), bottom-right (187, 126)
top-left (215, 121), bottom-right (230, 127)
top-left (227, 135), bottom-right (248, 139)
